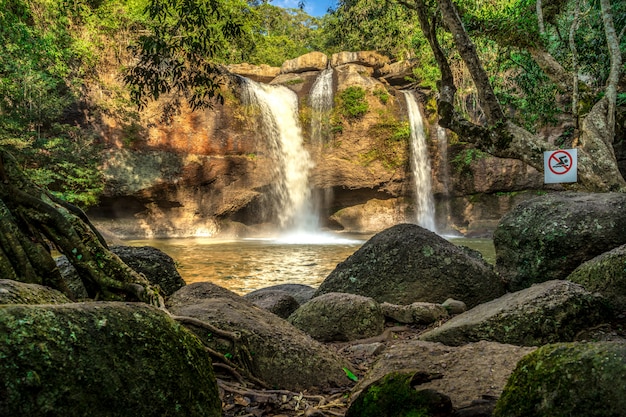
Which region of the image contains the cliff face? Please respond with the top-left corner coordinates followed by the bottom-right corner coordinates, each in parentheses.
top-left (88, 51), bottom-right (549, 238)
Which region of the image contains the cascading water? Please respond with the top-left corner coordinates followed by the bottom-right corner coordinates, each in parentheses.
top-left (437, 125), bottom-right (453, 234)
top-left (308, 68), bottom-right (335, 223)
top-left (403, 90), bottom-right (436, 232)
top-left (241, 78), bottom-right (317, 232)
top-left (309, 68), bottom-right (334, 145)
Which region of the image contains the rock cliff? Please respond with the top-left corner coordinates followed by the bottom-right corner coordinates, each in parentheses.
top-left (88, 51), bottom-right (551, 238)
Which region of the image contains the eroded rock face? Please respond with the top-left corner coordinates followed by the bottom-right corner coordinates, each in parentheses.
top-left (419, 280), bottom-right (611, 347)
top-left (494, 192), bottom-right (626, 291)
top-left (288, 292), bottom-right (385, 342)
top-left (281, 51), bottom-right (328, 73)
top-left (315, 224), bottom-right (505, 307)
top-left (166, 282), bottom-right (354, 390)
top-left (0, 302), bottom-right (221, 417)
top-left (494, 342), bottom-right (626, 417)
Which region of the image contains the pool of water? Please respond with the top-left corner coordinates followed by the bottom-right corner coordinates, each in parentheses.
top-left (123, 233), bottom-right (495, 295)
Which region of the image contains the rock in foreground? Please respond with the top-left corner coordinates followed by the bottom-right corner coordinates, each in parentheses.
top-left (419, 280), bottom-right (610, 346)
top-left (315, 223), bottom-right (504, 308)
top-left (494, 192), bottom-right (626, 291)
top-left (494, 342), bottom-right (626, 417)
top-left (0, 302), bottom-right (221, 417)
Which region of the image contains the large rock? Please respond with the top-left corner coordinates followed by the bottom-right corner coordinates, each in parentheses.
top-left (243, 289), bottom-right (300, 319)
top-left (315, 224), bottom-right (505, 308)
top-left (166, 282), bottom-right (353, 390)
top-left (0, 302), bottom-right (221, 416)
top-left (353, 340), bottom-right (535, 411)
top-left (419, 280), bottom-right (610, 346)
top-left (0, 280), bottom-right (72, 304)
top-left (288, 292), bottom-right (385, 342)
top-left (494, 342), bottom-right (626, 417)
top-left (331, 51), bottom-right (390, 69)
top-left (280, 51), bottom-right (328, 74)
top-left (227, 62), bottom-right (280, 83)
top-left (568, 244), bottom-right (626, 313)
top-left (494, 192), bottom-right (626, 291)
top-left (246, 283), bottom-right (316, 305)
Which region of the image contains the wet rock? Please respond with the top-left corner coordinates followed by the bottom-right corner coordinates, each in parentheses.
top-left (494, 191), bottom-right (626, 291)
top-left (288, 292), bottom-right (385, 342)
top-left (167, 282), bottom-right (353, 391)
top-left (381, 302), bottom-right (449, 324)
top-left (0, 302), bottom-right (221, 417)
top-left (244, 289), bottom-right (300, 319)
top-left (494, 342), bottom-right (626, 417)
top-left (567, 244), bottom-right (626, 313)
top-left (0, 279), bottom-right (72, 305)
top-left (419, 280), bottom-right (611, 346)
top-left (354, 340), bottom-right (535, 411)
top-left (315, 224), bottom-right (504, 308)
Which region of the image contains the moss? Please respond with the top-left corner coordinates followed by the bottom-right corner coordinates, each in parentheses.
top-left (0, 302), bottom-right (221, 416)
top-left (494, 342), bottom-right (626, 417)
top-left (346, 371), bottom-right (451, 417)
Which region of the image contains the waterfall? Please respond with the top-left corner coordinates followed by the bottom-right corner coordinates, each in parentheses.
top-left (241, 78), bottom-right (316, 231)
top-left (437, 125), bottom-right (453, 234)
top-left (403, 90), bottom-right (436, 232)
top-left (309, 68), bottom-right (334, 145)
top-left (308, 68), bottom-right (335, 225)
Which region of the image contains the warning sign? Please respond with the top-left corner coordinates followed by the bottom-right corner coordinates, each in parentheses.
top-left (544, 149), bottom-right (577, 184)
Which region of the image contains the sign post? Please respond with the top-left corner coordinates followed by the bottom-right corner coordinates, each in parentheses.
top-left (544, 149), bottom-right (577, 184)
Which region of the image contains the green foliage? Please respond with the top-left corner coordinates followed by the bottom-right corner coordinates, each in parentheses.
top-left (337, 86), bottom-right (369, 119)
top-left (364, 116), bottom-right (409, 170)
top-left (451, 148), bottom-right (487, 173)
top-left (373, 87), bottom-right (390, 105)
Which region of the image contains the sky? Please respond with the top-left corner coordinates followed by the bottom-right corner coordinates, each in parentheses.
top-left (272, 0), bottom-right (339, 17)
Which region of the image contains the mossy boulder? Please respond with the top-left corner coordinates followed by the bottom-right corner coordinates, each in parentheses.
top-left (494, 342), bottom-right (626, 417)
top-left (315, 224), bottom-right (504, 308)
top-left (0, 279), bottom-right (72, 305)
top-left (0, 302), bottom-right (221, 416)
top-left (167, 282), bottom-right (354, 390)
top-left (345, 371), bottom-right (453, 417)
top-left (288, 292), bottom-right (385, 342)
top-left (244, 289), bottom-right (300, 318)
top-left (494, 192), bottom-right (626, 291)
top-left (419, 280), bottom-right (611, 346)
top-left (567, 244), bottom-right (626, 313)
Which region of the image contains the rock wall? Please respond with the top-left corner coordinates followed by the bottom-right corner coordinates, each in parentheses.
top-left (88, 51), bottom-right (551, 238)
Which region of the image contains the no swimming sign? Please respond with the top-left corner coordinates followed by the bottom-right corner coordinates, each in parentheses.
top-left (544, 149), bottom-right (577, 184)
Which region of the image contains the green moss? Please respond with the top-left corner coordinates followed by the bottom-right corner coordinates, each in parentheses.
top-left (346, 371), bottom-right (451, 417)
top-left (337, 86), bottom-right (369, 119)
top-left (494, 342), bottom-right (626, 417)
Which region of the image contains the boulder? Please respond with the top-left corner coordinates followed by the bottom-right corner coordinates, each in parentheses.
top-left (376, 59), bottom-right (420, 86)
top-left (247, 283), bottom-right (316, 305)
top-left (0, 302), bottom-right (221, 417)
top-left (243, 289), bottom-right (300, 319)
top-left (567, 244), bottom-right (626, 312)
top-left (334, 63), bottom-right (384, 91)
top-left (494, 342), bottom-right (626, 417)
top-left (329, 198), bottom-right (407, 233)
top-left (331, 51), bottom-right (390, 69)
top-left (57, 245), bottom-right (186, 299)
top-left (353, 340), bottom-right (535, 411)
top-left (419, 280), bottom-right (611, 347)
top-left (0, 279), bottom-right (72, 304)
top-left (110, 245), bottom-right (186, 296)
top-left (381, 302), bottom-right (449, 324)
top-left (288, 292), bottom-right (385, 342)
top-left (494, 192), bottom-right (626, 291)
top-left (227, 62), bottom-right (280, 83)
top-left (315, 224), bottom-right (505, 308)
top-left (280, 51), bottom-right (328, 74)
top-left (166, 282), bottom-right (353, 390)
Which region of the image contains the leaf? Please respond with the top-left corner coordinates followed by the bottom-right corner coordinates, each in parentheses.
top-left (343, 367), bottom-right (358, 382)
top-left (76, 254), bottom-right (83, 261)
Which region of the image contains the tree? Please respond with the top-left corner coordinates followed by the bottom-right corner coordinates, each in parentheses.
top-left (396, 0), bottom-right (626, 191)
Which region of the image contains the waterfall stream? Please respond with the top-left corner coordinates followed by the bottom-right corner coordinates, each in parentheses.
top-left (403, 90), bottom-right (436, 232)
top-left (309, 68), bottom-right (334, 145)
top-left (241, 78), bottom-right (316, 231)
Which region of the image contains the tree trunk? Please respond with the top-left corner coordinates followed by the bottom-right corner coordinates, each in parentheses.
top-left (0, 150), bottom-right (163, 306)
top-left (600, 0), bottom-right (622, 140)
